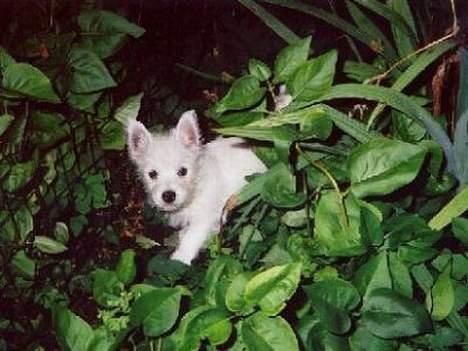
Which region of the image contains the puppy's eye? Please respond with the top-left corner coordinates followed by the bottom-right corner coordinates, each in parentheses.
top-left (148, 170), bottom-right (158, 179)
top-left (177, 167), bottom-right (188, 177)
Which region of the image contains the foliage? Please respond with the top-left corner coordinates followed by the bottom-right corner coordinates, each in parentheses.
top-left (1, 0), bottom-right (467, 350)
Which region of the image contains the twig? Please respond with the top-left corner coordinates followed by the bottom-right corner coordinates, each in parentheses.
top-left (365, 0), bottom-right (459, 85)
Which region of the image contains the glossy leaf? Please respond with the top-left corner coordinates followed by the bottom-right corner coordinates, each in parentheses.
top-left (116, 249), bottom-right (136, 285)
top-left (426, 263), bottom-right (454, 321)
top-left (274, 36), bottom-right (311, 82)
top-left (242, 312), bottom-right (299, 351)
top-left (2, 63), bottom-right (60, 103)
top-left (33, 236), bottom-right (68, 254)
top-left (362, 288), bottom-right (432, 339)
top-left (248, 58), bottom-right (272, 81)
top-left (53, 306), bottom-right (94, 351)
top-left (429, 186), bottom-right (468, 230)
top-left (287, 49), bottom-right (337, 101)
top-left (353, 252), bottom-right (391, 302)
top-left (349, 138), bottom-right (426, 198)
top-left (244, 263), bottom-right (301, 316)
top-left (130, 288), bottom-right (181, 337)
top-left (114, 92), bottom-right (143, 125)
top-left (3, 159), bottom-right (36, 192)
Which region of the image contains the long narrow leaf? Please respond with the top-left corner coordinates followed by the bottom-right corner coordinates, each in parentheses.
top-left (317, 84), bottom-right (455, 172)
top-left (261, 0), bottom-right (398, 62)
top-left (428, 186), bottom-right (468, 230)
top-left (388, 0), bottom-right (418, 59)
top-left (353, 0), bottom-right (416, 42)
top-left (346, 0), bottom-right (396, 58)
top-left (237, 0), bottom-right (300, 44)
top-left (367, 41), bottom-right (455, 127)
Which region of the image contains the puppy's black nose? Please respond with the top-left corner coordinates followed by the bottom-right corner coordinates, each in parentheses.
top-left (162, 190), bottom-right (176, 203)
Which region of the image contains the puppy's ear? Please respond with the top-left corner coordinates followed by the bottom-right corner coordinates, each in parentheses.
top-left (175, 110), bottom-right (201, 147)
top-left (127, 119), bottom-right (152, 161)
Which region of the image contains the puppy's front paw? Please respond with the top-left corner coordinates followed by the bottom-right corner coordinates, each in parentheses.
top-left (170, 249), bottom-right (193, 265)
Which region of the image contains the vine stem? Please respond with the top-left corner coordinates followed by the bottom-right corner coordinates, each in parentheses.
top-left (296, 144), bottom-right (349, 227)
top-left (365, 0), bottom-right (459, 85)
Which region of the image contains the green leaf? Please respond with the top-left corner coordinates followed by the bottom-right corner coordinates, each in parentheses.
top-left (314, 191), bottom-right (366, 256)
top-left (3, 205), bottom-right (34, 241)
top-left (362, 288), bottom-right (432, 339)
top-left (3, 159), bottom-right (36, 192)
top-left (212, 75), bottom-right (265, 114)
top-left (429, 186), bottom-right (468, 230)
top-left (244, 263), bottom-right (301, 316)
top-left (304, 278), bottom-right (361, 311)
top-left (452, 217), bottom-right (468, 246)
top-left (114, 92), bottom-right (143, 125)
top-left (287, 49), bottom-right (337, 101)
top-left (66, 91), bottom-right (102, 112)
top-left (242, 312), bottom-right (299, 351)
top-left (0, 46), bottom-right (16, 70)
top-left (54, 222), bottom-right (69, 244)
top-left (130, 288), bottom-right (181, 337)
top-left (53, 306), bottom-right (94, 351)
top-left (304, 279), bottom-right (359, 334)
top-left (349, 138), bottom-right (426, 198)
top-left (92, 269), bottom-right (122, 307)
top-left (33, 236), bottom-right (68, 254)
top-left (78, 10), bottom-right (145, 59)
top-left (99, 121), bottom-right (125, 150)
top-left (274, 36), bottom-right (311, 83)
top-left (388, 252), bottom-right (412, 298)
top-left (116, 249), bottom-right (136, 285)
top-left (426, 263), bottom-right (454, 321)
top-left (204, 256), bottom-right (243, 307)
top-left (226, 272), bottom-right (256, 314)
top-left (171, 306), bottom-right (231, 349)
top-left (31, 111), bottom-right (68, 147)
top-left (12, 250), bottom-right (35, 279)
top-left (349, 327), bottom-right (396, 351)
top-left (68, 47), bottom-right (117, 93)
top-left (318, 83), bottom-right (455, 173)
top-left (261, 163), bottom-right (306, 208)
top-left (0, 113), bottom-right (14, 136)
top-left (353, 252), bottom-right (391, 302)
top-left (360, 206), bottom-right (383, 247)
top-left (2, 63), bottom-right (60, 103)
top-left (238, 0), bottom-right (300, 44)
top-left (248, 58), bottom-right (272, 81)
top-left (388, 0), bottom-right (417, 60)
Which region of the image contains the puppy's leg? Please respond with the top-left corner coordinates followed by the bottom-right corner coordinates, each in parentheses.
top-left (170, 220), bottom-right (216, 265)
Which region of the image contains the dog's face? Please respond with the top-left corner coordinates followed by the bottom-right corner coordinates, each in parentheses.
top-left (127, 111), bottom-right (202, 212)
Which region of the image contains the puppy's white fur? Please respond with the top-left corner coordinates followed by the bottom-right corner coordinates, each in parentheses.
top-left (127, 110), bottom-right (266, 265)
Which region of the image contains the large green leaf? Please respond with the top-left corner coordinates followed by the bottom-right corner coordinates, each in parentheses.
top-left (12, 250), bottom-right (35, 279)
top-left (33, 236), bottom-right (68, 254)
top-left (349, 327), bottom-right (396, 351)
top-left (130, 288), bottom-right (181, 337)
top-left (2, 63), bottom-right (60, 103)
top-left (318, 84), bottom-right (455, 173)
top-left (242, 312), bottom-right (299, 351)
top-left (426, 263), bottom-right (454, 321)
top-left (99, 121), bottom-right (125, 150)
top-left (353, 252), bottom-right (392, 302)
top-left (261, 163), bottom-right (306, 208)
top-left (314, 191), bottom-right (365, 256)
top-left (304, 279), bottom-right (360, 334)
top-left (348, 138), bottom-right (426, 198)
top-left (211, 75), bottom-right (265, 114)
top-left (92, 269), bottom-right (121, 307)
top-left (53, 306), bottom-right (94, 351)
top-left (114, 92), bottom-right (143, 125)
top-left (274, 36), bottom-right (311, 82)
top-left (68, 48), bottom-right (117, 93)
top-left (287, 50), bottom-right (337, 101)
top-left (170, 306), bottom-right (232, 350)
top-left (3, 159), bottom-right (36, 192)
top-left (362, 288), bottom-right (432, 339)
top-left (31, 111), bottom-right (68, 147)
top-left (203, 256), bottom-right (243, 307)
top-left (226, 272), bottom-right (256, 314)
top-left (78, 10), bottom-right (145, 58)
top-left (244, 263), bottom-right (301, 316)
top-left (248, 58), bottom-right (272, 81)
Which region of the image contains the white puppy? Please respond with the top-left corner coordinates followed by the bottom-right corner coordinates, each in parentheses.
top-left (126, 110), bottom-right (266, 265)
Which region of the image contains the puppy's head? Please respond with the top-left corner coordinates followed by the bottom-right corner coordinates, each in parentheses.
top-left (127, 110), bottom-right (202, 212)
